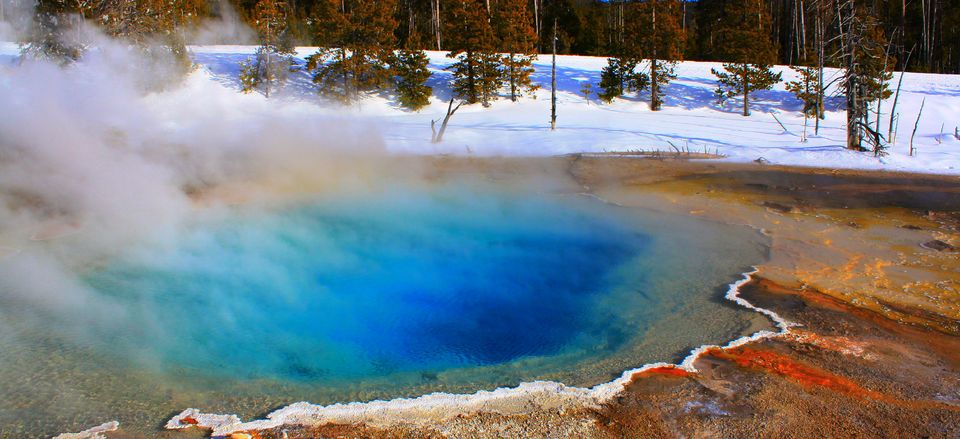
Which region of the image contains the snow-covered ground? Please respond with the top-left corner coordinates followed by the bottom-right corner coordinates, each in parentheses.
top-left (6, 43), bottom-right (960, 174)
top-left (199, 46), bottom-right (960, 174)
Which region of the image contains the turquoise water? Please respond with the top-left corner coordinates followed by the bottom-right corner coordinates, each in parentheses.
top-left (0, 182), bottom-right (771, 437)
top-left (85, 187), bottom-right (647, 383)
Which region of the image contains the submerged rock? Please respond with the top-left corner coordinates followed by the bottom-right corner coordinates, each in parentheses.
top-left (922, 239), bottom-right (957, 252)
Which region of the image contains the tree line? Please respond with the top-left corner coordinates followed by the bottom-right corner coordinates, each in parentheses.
top-left (19, 0), bottom-right (940, 154)
top-left (222, 0), bottom-right (959, 75)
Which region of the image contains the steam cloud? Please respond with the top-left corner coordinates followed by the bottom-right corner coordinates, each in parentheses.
top-left (0, 16), bottom-right (386, 325)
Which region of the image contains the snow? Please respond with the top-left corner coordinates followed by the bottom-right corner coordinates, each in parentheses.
top-left (5, 42), bottom-right (960, 174)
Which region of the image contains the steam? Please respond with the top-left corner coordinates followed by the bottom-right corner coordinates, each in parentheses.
top-left (0, 0), bottom-right (33, 41)
top-left (185, 0), bottom-right (257, 45)
top-left (0, 17), bottom-right (385, 324)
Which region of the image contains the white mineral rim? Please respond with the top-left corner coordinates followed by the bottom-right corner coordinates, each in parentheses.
top-left (161, 268), bottom-right (799, 437)
top-left (52, 421), bottom-right (119, 439)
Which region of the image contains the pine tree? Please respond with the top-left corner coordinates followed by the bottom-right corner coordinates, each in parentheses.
top-left (445, 0), bottom-right (502, 106)
top-left (709, 0), bottom-right (782, 116)
top-left (240, 0), bottom-right (296, 98)
top-left (597, 2), bottom-right (645, 103)
top-left (307, 0), bottom-right (398, 103)
top-left (494, 0), bottom-right (539, 102)
top-left (597, 56), bottom-right (646, 102)
top-left (20, 0), bottom-right (85, 64)
top-left (631, 0), bottom-right (684, 111)
top-left (98, 0), bottom-right (207, 79)
top-left (785, 66), bottom-right (823, 119)
top-left (393, 32), bottom-right (433, 110)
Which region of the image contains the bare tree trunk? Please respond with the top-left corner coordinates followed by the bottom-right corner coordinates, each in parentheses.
top-left (650, 3), bottom-right (659, 111)
top-left (432, 98), bottom-right (463, 143)
top-left (901, 0), bottom-right (907, 69)
top-left (651, 59), bottom-right (659, 111)
top-left (840, 0), bottom-right (862, 150)
top-left (815, 0), bottom-right (824, 135)
top-left (551, 19), bottom-right (557, 130)
top-left (889, 47), bottom-right (911, 138)
top-left (533, 0), bottom-right (540, 49)
top-left (742, 68), bottom-right (750, 117)
top-left (265, 21), bottom-right (272, 99)
top-left (876, 38), bottom-right (894, 135)
top-left (909, 97), bottom-right (924, 156)
top-left (407, 0), bottom-right (415, 44)
top-left (509, 52), bottom-right (517, 101)
top-left (433, 0), bottom-right (442, 51)
top-left (340, 48), bottom-right (352, 101)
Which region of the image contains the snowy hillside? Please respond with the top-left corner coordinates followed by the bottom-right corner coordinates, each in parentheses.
top-left (7, 43), bottom-right (960, 174)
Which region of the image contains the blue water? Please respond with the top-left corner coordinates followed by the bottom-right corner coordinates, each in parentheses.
top-left (84, 186), bottom-right (650, 383)
top-left (0, 180), bottom-right (773, 437)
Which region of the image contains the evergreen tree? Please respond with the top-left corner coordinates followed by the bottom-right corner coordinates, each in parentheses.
top-left (597, 1), bottom-right (642, 103)
top-left (709, 0), bottom-right (782, 116)
top-left (785, 65), bottom-right (823, 119)
top-left (494, 0), bottom-right (539, 102)
top-left (98, 0), bottom-right (207, 79)
top-left (306, 0), bottom-right (398, 103)
top-left (631, 0), bottom-right (684, 111)
top-left (393, 32), bottom-right (433, 110)
top-left (20, 0), bottom-right (85, 64)
top-left (597, 56), bottom-right (646, 103)
top-left (445, 0), bottom-right (502, 106)
top-left (240, 0), bottom-right (296, 98)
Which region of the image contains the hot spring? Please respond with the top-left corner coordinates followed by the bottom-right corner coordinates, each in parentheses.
top-left (0, 175), bottom-right (771, 437)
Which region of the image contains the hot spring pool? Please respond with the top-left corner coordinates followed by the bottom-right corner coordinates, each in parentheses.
top-left (0, 182), bottom-right (771, 436)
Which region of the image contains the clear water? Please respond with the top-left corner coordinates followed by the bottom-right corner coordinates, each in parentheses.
top-left (0, 182), bottom-right (771, 437)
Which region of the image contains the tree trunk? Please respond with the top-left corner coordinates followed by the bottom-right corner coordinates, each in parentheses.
top-left (434, 0), bottom-right (442, 51)
top-left (432, 98), bottom-right (462, 143)
top-left (265, 45), bottom-right (271, 98)
top-left (651, 59), bottom-right (659, 111)
top-left (467, 50), bottom-right (476, 103)
top-left (742, 68), bottom-right (750, 117)
top-left (509, 53), bottom-right (517, 101)
top-left (551, 20), bottom-right (557, 130)
top-left (533, 0), bottom-right (540, 50)
top-left (340, 48), bottom-right (348, 100)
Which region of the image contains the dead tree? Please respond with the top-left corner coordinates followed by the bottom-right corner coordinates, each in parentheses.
top-left (909, 97), bottom-right (924, 156)
top-left (888, 46), bottom-right (914, 140)
top-left (431, 98), bottom-right (463, 143)
top-left (550, 19), bottom-right (557, 130)
top-left (836, 0), bottom-right (890, 155)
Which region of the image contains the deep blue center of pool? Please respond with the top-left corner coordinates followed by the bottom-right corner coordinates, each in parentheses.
top-left (85, 187), bottom-right (649, 382)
